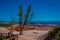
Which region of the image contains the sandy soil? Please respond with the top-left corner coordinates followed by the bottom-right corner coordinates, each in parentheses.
top-left (0, 27), bottom-right (10, 33)
top-left (0, 27), bottom-right (49, 40)
top-left (18, 30), bottom-right (49, 40)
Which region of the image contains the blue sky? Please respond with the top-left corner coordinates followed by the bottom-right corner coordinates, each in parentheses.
top-left (0, 0), bottom-right (60, 22)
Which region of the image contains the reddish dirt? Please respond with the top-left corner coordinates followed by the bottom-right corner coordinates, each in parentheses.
top-left (7, 24), bottom-right (52, 31)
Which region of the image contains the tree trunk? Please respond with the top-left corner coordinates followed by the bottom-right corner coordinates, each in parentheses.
top-left (20, 26), bottom-right (22, 35)
top-left (20, 24), bottom-right (25, 35)
top-left (20, 24), bottom-right (22, 35)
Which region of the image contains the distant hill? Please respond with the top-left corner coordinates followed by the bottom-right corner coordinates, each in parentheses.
top-left (29, 21), bottom-right (60, 24)
top-left (0, 21), bottom-right (60, 26)
top-left (0, 21), bottom-right (19, 27)
top-left (0, 21), bottom-right (11, 27)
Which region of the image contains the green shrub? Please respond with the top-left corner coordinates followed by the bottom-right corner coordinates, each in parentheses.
top-left (48, 26), bottom-right (60, 40)
top-left (48, 30), bottom-right (52, 36)
top-left (0, 36), bottom-right (6, 40)
top-left (56, 31), bottom-right (60, 40)
top-left (53, 26), bottom-right (60, 33)
top-left (48, 26), bottom-right (60, 35)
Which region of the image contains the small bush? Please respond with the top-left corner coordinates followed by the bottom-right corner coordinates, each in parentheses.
top-left (47, 26), bottom-right (60, 40)
top-left (48, 30), bottom-right (52, 36)
top-left (48, 26), bottom-right (60, 35)
top-left (0, 36), bottom-right (6, 40)
top-left (56, 31), bottom-right (60, 40)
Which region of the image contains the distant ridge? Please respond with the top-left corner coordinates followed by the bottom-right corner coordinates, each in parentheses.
top-left (0, 21), bottom-right (60, 24)
top-left (29, 21), bottom-right (60, 24)
top-left (0, 21), bottom-right (18, 24)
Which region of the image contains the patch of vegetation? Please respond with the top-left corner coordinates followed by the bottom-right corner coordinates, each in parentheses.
top-left (0, 23), bottom-right (11, 27)
top-left (0, 36), bottom-right (6, 40)
top-left (45, 26), bottom-right (60, 40)
top-left (56, 31), bottom-right (60, 40)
